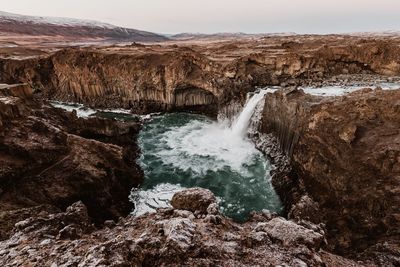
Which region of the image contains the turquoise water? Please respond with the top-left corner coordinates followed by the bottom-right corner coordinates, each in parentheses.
top-left (49, 100), bottom-right (283, 221)
top-left (131, 113), bottom-right (283, 221)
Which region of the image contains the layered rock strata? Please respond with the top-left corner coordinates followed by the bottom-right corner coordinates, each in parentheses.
top-left (0, 37), bottom-right (399, 114)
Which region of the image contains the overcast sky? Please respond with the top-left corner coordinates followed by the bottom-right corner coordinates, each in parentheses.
top-left (2, 0), bottom-right (400, 34)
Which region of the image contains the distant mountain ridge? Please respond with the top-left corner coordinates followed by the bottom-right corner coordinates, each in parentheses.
top-left (0, 10), bottom-right (168, 42)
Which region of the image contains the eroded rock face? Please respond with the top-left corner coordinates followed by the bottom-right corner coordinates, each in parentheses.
top-left (260, 88), bottom-right (400, 263)
top-left (35, 49), bottom-right (220, 114)
top-left (0, 189), bottom-right (364, 267)
top-left (1, 37), bottom-right (400, 115)
top-left (0, 84), bottom-right (143, 240)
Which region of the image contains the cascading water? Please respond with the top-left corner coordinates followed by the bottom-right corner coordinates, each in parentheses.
top-left (130, 90), bottom-right (282, 221)
top-left (230, 90), bottom-right (269, 137)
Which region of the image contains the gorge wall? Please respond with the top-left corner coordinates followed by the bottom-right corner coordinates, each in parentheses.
top-left (0, 38), bottom-right (400, 115)
top-left (0, 48), bottom-right (223, 114)
top-left (0, 84), bottom-right (144, 240)
top-left (260, 88), bottom-right (400, 262)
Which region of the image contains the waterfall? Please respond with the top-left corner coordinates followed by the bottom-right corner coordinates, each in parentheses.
top-left (131, 88), bottom-right (283, 220)
top-left (230, 90), bottom-right (269, 138)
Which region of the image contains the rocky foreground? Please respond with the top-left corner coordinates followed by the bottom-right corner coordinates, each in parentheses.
top-left (0, 187), bottom-right (364, 267)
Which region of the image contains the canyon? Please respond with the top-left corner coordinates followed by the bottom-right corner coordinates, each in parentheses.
top-left (0, 33), bottom-right (399, 266)
top-left (1, 35), bottom-right (400, 113)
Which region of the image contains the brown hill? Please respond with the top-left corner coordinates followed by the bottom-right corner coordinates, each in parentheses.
top-left (0, 11), bottom-right (168, 42)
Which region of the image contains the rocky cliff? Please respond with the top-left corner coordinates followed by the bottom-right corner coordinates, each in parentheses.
top-left (0, 48), bottom-right (222, 114)
top-left (1, 37), bottom-right (400, 115)
top-left (260, 88), bottom-right (400, 264)
top-left (0, 84), bottom-right (144, 240)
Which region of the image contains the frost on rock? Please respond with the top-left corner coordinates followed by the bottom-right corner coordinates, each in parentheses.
top-left (0, 187), bottom-right (364, 266)
top-left (255, 217), bottom-right (325, 248)
top-left (162, 218), bottom-right (196, 252)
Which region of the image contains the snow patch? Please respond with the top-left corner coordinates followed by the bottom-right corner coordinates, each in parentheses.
top-left (0, 10), bottom-right (116, 29)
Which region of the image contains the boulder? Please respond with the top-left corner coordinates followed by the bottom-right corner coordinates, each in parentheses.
top-left (255, 217), bottom-right (325, 248)
top-left (171, 188), bottom-right (216, 214)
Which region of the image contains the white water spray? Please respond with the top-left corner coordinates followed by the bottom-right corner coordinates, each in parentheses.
top-left (153, 89), bottom-right (270, 175)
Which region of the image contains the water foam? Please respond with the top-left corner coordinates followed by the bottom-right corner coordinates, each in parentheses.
top-left (156, 90), bottom-right (270, 175)
top-left (50, 101), bottom-right (97, 118)
top-left (49, 101), bottom-right (141, 120)
top-left (130, 183), bottom-right (184, 216)
top-left (156, 120), bottom-right (259, 176)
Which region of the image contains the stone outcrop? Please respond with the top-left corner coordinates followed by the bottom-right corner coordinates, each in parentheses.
top-left (260, 88), bottom-right (400, 264)
top-left (171, 187), bottom-right (217, 214)
top-left (0, 188), bottom-right (364, 266)
top-left (0, 84), bottom-right (143, 240)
